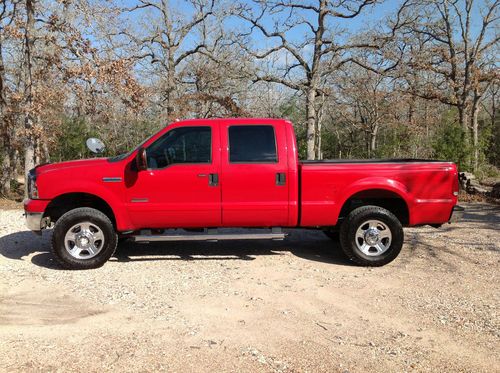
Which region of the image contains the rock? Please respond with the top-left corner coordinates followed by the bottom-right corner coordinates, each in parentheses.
top-left (459, 172), bottom-right (475, 189)
top-left (466, 179), bottom-right (492, 194)
top-left (490, 182), bottom-right (500, 198)
top-left (480, 177), bottom-right (500, 187)
top-left (205, 340), bottom-right (217, 347)
top-left (460, 172), bottom-right (498, 195)
top-left (460, 171), bottom-right (476, 180)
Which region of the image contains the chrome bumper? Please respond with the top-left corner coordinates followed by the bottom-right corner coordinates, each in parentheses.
top-left (449, 205), bottom-right (465, 223)
top-left (25, 212), bottom-right (45, 231)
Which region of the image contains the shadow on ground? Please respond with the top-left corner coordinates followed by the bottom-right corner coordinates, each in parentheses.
top-left (461, 203), bottom-right (500, 223)
top-left (0, 229), bottom-right (352, 270)
top-left (3, 202), bottom-right (496, 271)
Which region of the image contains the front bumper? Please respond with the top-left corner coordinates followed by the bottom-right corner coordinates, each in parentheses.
top-left (449, 205), bottom-right (465, 223)
top-left (24, 198), bottom-right (51, 231)
top-left (25, 212), bottom-right (45, 231)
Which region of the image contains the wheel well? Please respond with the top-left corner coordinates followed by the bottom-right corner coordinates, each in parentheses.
top-left (339, 189), bottom-right (409, 226)
top-left (44, 193), bottom-right (116, 227)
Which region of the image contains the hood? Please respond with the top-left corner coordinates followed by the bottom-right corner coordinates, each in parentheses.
top-left (35, 158), bottom-right (110, 175)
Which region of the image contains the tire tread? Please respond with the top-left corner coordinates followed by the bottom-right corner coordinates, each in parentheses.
top-left (339, 205), bottom-right (404, 267)
top-left (51, 207), bottom-right (117, 269)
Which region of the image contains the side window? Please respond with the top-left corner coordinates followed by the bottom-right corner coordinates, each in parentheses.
top-left (146, 126), bottom-right (211, 169)
top-left (229, 125), bottom-right (277, 163)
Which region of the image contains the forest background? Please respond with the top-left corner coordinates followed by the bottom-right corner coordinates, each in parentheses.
top-left (0, 0), bottom-right (498, 196)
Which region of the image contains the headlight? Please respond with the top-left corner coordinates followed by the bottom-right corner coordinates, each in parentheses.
top-left (27, 169), bottom-right (39, 199)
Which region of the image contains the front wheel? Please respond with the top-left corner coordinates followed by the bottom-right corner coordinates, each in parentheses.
top-left (51, 207), bottom-right (118, 269)
top-left (339, 205), bottom-right (404, 266)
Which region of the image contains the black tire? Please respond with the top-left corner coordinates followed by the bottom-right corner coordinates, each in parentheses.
top-left (323, 230), bottom-right (339, 241)
top-left (51, 207), bottom-right (118, 269)
top-left (339, 205), bottom-right (404, 267)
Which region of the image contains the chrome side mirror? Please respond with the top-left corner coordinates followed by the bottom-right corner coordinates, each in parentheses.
top-left (86, 138), bottom-right (106, 154)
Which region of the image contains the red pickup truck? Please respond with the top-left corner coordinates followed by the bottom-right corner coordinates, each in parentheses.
top-left (24, 118), bottom-right (463, 269)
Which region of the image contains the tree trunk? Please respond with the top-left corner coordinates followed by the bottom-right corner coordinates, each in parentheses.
top-left (370, 125), bottom-right (378, 155)
top-left (315, 93), bottom-right (326, 160)
top-left (23, 0), bottom-right (36, 193)
top-left (315, 119), bottom-right (322, 160)
top-left (1, 151), bottom-right (10, 195)
top-left (0, 135), bottom-right (14, 196)
top-left (306, 88), bottom-right (316, 160)
top-left (458, 104), bottom-right (471, 142)
top-left (0, 34), bottom-right (11, 195)
top-left (164, 51), bottom-right (176, 121)
top-left (366, 132), bottom-right (371, 157)
top-left (471, 94), bottom-right (481, 172)
top-left (491, 88), bottom-right (499, 166)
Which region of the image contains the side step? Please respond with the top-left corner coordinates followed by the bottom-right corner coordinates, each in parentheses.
top-left (131, 228), bottom-right (286, 243)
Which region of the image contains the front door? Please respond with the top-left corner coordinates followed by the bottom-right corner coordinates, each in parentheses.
top-left (220, 122), bottom-right (289, 226)
top-left (125, 124), bottom-right (221, 228)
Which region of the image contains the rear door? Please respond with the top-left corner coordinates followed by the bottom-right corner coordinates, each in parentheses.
top-left (220, 121), bottom-right (289, 226)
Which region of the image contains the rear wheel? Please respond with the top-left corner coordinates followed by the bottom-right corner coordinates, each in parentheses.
top-left (51, 207), bottom-right (117, 269)
top-left (339, 205), bottom-right (403, 266)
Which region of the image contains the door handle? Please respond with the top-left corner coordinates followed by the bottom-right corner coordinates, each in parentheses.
top-left (276, 172), bottom-right (286, 186)
top-left (209, 173), bottom-right (219, 187)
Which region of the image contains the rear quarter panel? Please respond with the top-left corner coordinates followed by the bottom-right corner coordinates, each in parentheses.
top-left (299, 162), bottom-right (458, 227)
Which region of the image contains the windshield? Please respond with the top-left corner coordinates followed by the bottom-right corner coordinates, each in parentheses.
top-left (107, 134), bottom-right (154, 162)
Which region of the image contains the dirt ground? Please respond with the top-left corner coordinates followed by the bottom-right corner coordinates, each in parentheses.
top-left (0, 202), bottom-right (498, 372)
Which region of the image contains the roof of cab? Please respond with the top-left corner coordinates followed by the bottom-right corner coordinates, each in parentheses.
top-left (174, 118), bottom-right (288, 125)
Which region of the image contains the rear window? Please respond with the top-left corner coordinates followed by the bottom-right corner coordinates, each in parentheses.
top-left (228, 125), bottom-right (277, 163)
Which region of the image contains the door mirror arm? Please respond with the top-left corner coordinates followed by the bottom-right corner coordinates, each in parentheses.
top-left (136, 147), bottom-right (148, 171)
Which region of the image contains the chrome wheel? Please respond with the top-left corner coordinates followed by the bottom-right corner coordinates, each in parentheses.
top-left (64, 221), bottom-right (105, 260)
top-left (355, 219), bottom-right (392, 256)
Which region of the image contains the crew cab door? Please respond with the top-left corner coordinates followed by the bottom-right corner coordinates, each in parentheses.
top-left (125, 123), bottom-right (221, 228)
top-left (220, 122), bottom-right (289, 226)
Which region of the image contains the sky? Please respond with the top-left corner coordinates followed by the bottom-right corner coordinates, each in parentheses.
top-left (115, 0), bottom-right (496, 69)
top-left (120, 0), bottom-right (400, 42)
top-left (114, 0), bottom-right (403, 77)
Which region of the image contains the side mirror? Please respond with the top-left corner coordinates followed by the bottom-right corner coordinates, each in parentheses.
top-left (86, 138), bottom-right (106, 154)
top-left (136, 147), bottom-right (147, 171)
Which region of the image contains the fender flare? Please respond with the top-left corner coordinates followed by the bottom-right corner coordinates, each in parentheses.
top-left (338, 177), bottom-right (412, 215)
top-left (46, 181), bottom-right (132, 231)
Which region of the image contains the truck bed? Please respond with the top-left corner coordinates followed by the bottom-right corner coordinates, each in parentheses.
top-left (298, 160), bottom-right (458, 227)
top-left (301, 158), bottom-right (447, 164)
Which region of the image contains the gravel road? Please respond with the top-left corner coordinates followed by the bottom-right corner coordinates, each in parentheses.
top-left (0, 202), bottom-right (499, 372)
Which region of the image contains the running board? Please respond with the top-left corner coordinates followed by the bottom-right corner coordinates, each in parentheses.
top-left (131, 230), bottom-right (286, 243)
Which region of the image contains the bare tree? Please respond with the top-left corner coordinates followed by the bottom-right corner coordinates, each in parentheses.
top-left (236, 0), bottom-right (378, 159)
top-left (481, 81), bottom-right (499, 166)
top-left (335, 65), bottom-right (392, 157)
top-left (120, 0), bottom-right (217, 121)
top-left (0, 0), bottom-right (19, 195)
top-left (390, 0), bottom-right (500, 170)
top-left (22, 0), bottom-right (36, 188)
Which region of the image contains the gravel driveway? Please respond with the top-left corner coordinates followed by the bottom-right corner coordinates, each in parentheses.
top-left (0, 202), bottom-right (499, 372)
